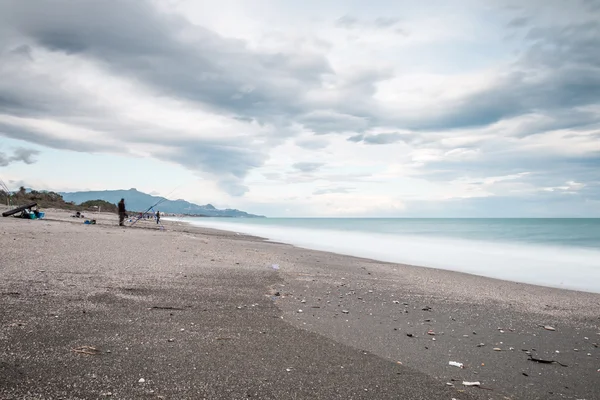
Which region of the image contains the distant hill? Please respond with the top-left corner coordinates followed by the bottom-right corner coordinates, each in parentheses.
top-left (60, 188), bottom-right (265, 218)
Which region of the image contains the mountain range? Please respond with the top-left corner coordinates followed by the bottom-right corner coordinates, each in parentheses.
top-left (60, 188), bottom-right (265, 218)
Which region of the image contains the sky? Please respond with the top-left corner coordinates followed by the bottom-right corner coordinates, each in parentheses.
top-left (0, 0), bottom-right (599, 217)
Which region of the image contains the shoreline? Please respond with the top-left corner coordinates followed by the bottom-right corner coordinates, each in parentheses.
top-left (1, 209), bottom-right (599, 399)
top-left (172, 217), bottom-right (600, 296)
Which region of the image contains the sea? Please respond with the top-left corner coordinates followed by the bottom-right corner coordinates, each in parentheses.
top-left (176, 218), bottom-right (600, 294)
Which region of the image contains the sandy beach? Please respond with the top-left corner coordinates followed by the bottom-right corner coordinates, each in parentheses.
top-left (1, 209), bottom-right (599, 399)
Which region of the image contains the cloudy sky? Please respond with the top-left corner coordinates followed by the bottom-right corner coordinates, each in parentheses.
top-left (0, 0), bottom-right (599, 217)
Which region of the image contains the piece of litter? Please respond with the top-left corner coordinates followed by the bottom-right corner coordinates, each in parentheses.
top-left (406, 333), bottom-right (414, 338)
top-left (446, 382), bottom-right (454, 386)
top-left (286, 368), bottom-right (292, 372)
top-left (427, 330), bottom-right (435, 336)
top-left (449, 361), bottom-right (464, 368)
top-left (342, 310), bottom-right (349, 314)
top-left (71, 346), bottom-right (101, 355)
top-left (477, 343), bottom-right (485, 347)
top-left (180, 328), bottom-right (185, 332)
top-left (392, 300), bottom-right (400, 304)
top-left (138, 378), bottom-right (145, 383)
top-left (527, 355), bottom-right (568, 367)
top-left (493, 348), bottom-right (502, 351)
top-left (542, 325), bottom-right (556, 331)
top-left (462, 381), bottom-right (481, 387)
top-left (272, 264), bottom-right (280, 270)
top-left (297, 309), bottom-right (303, 313)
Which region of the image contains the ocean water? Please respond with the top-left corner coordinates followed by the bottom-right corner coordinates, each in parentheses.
top-left (176, 218), bottom-right (600, 294)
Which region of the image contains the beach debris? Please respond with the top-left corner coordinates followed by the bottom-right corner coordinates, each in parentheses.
top-left (150, 306), bottom-right (185, 310)
top-left (593, 343), bottom-right (598, 348)
top-left (342, 310), bottom-right (349, 314)
top-left (138, 378), bottom-right (146, 383)
top-left (462, 381), bottom-right (481, 387)
top-left (71, 346), bottom-right (101, 356)
top-left (286, 368), bottom-right (292, 372)
top-left (427, 330), bottom-right (436, 336)
top-left (406, 333), bottom-right (414, 338)
top-left (449, 361), bottom-right (464, 368)
top-left (522, 372), bottom-right (529, 377)
top-left (167, 338), bottom-right (175, 342)
top-left (493, 348), bottom-right (502, 351)
top-left (297, 309), bottom-right (303, 313)
top-left (392, 300), bottom-right (400, 304)
top-left (422, 306), bottom-right (432, 311)
top-left (271, 264), bottom-right (280, 270)
top-left (527, 355), bottom-right (568, 367)
top-left (477, 343), bottom-right (485, 347)
top-left (538, 325), bottom-right (556, 331)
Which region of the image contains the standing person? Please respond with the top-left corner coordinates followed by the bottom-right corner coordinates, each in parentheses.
top-left (156, 210), bottom-right (160, 225)
top-left (118, 198), bottom-right (127, 226)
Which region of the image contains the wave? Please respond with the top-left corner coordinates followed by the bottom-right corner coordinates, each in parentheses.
top-left (180, 218), bottom-right (600, 294)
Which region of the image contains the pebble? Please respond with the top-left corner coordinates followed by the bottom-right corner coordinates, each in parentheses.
top-left (180, 328), bottom-right (185, 332)
top-left (168, 338), bottom-right (174, 342)
top-left (342, 310), bottom-right (349, 314)
top-left (298, 310), bottom-right (303, 313)
top-left (138, 378), bottom-right (145, 383)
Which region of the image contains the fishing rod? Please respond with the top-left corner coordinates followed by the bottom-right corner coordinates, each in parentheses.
top-left (128, 183), bottom-right (186, 227)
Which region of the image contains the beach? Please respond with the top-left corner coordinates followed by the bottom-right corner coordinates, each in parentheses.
top-left (1, 209), bottom-right (599, 399)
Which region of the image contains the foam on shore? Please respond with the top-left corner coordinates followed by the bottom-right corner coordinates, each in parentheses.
top-left (178, 218), bottom-right (600, 294)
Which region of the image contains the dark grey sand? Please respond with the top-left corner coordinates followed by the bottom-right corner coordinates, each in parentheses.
top-left (1, 209), bottom-right (599, 399)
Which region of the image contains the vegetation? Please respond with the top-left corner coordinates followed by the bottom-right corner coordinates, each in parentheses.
top-left (0, 186), bottom-right (117, 212)
top-left (79, 199), bottom-right (118, 213)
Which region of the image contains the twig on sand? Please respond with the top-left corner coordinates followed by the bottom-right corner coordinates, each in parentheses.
top-left (71, 346), bottom-right (101, 355)
top-left (527, 355), bottom-right (568, 367)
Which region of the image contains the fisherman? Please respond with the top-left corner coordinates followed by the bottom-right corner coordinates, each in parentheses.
top-left (118, 198), bottom-right (127, 226)
top-left (156, 210), bottom-right (160, 224)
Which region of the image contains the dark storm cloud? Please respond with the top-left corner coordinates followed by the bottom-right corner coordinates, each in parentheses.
top-left (0, 0), bottom-right (333, 122)
top-left (0, 147), bottom-right (40, 166)
top-left (403, 19), bottom-right (600, 133)
top-left (507, 17), bottom-right (529, 28)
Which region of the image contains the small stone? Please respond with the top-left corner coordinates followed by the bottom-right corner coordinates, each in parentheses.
top-left (180, 328), bottom-right (185, 332)
top-left (477, 343), bottom-right (485, 347)
top-left (286, 368), bottom-right (292, 372)
top-left (493, 348), bottom-right (502, 351)
top-left (298, 309), bottom-right (303, 313)
top-left (168, 338), bottom-right (174, 342)
top-left (138, 378), bottom-right (145, 383)
top-left (301, 300), bottom-right (306, 303)
top-left (342, 310), bottom-right (349, 314)
top-left (106, 350), bottom-right (111, 353)
top-left (543, 325), bottom-right (556, 331)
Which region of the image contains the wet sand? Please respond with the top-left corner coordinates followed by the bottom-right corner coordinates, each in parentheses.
top-left (1, 208), bottom-right (598, 399)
